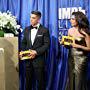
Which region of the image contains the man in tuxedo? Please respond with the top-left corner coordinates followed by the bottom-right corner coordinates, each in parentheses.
top-left (21, 11), bottom-right (50, 90)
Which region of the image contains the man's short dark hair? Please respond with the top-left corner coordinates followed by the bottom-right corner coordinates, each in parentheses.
top-left (31, 11), bottom-right (41, 18)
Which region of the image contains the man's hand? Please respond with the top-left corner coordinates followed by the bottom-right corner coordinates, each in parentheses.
top-left (19, 51), bottom-right (23, 60)
top-left (30, 50), bottom-right (37, 59)
top-left (19, 50), bottom-right (37, 60)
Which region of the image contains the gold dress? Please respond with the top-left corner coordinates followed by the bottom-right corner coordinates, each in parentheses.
top-left (66, 37), bottom-right (88, 90)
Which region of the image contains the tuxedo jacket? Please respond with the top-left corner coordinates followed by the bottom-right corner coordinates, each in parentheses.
top-left (21, 24), bottom-right (50, 67)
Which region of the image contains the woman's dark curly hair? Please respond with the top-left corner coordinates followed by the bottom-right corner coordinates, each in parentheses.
top-left (72, 11), bottom-right (90, 35)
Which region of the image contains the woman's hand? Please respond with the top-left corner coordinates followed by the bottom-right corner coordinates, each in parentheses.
top-left (60, 40), bottom-right (64, 45)
top-left (71, 43), bottom-right (78, 48)
top-left (71, 39), bottom-right (80, 48)
top-left (59, 38), bottom-right (64, 45)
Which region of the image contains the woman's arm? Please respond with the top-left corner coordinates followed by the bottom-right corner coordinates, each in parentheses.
top-left (71, 31), bottom-right (90, 51)
top-left (71, 42), bottom-right (90, 51)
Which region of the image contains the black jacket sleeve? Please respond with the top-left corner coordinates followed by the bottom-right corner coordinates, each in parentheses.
top-left (35, 29), bottom-right (50, 56)
top-left (21, 28), bottom-right (27, 51)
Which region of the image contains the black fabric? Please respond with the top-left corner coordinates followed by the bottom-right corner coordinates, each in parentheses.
top-left (66, 38), bottom-right (88, 90)
top-left (31, 25), bottom-right (38, 29)
top-left (21, 24), bottom-right (50, 90)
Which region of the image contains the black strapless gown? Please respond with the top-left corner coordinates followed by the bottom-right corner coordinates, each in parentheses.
top-left (66, 38), bottom-right (88, 90)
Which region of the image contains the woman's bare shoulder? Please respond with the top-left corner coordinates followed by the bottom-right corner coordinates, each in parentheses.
top-left (68, 27), bottom-right (75, 36)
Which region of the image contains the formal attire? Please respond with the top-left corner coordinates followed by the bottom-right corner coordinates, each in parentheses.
top-left (66, 37), bottom-right (88, 90)
top-left (21, 24), bottom-right (50, 90)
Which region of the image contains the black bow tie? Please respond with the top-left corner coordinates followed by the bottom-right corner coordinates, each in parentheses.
top-left (31, 26), bottom-right (37, 29)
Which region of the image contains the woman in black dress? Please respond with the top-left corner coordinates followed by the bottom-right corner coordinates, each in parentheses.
top-left (61, 11), bottom-right (90, 90)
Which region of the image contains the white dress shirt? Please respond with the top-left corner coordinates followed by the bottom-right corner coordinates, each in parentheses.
top-left (31, 23), bottom-right (40, 45)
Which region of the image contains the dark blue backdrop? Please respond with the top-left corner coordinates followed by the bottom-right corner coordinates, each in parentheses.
top-left (0, 0), bottom-right (90, 90)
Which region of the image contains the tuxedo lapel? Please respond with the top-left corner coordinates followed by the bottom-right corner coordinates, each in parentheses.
top-left (27, 26), bottom-right (32, 48)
